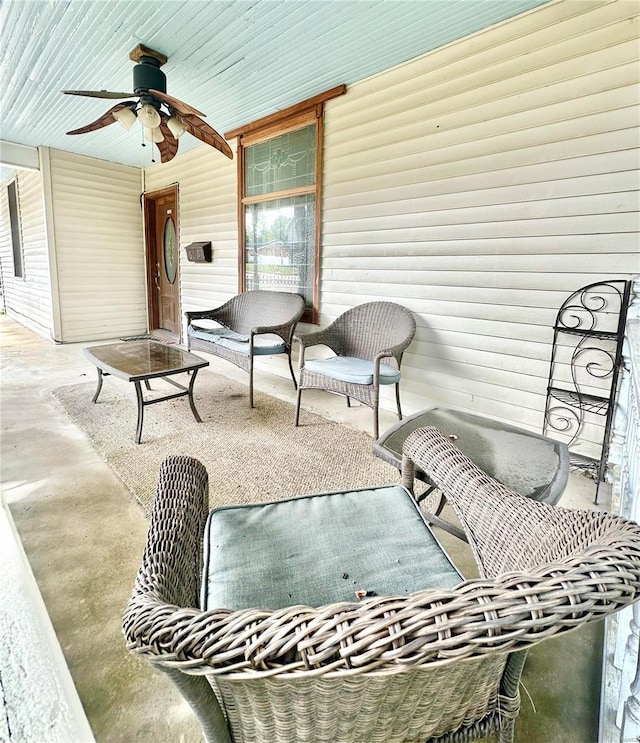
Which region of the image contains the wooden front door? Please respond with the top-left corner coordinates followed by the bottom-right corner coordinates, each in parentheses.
top-left (144, 186), bottom-right (180, 335)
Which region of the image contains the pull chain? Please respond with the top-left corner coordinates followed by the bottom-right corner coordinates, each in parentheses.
top-left (140, 127), bottom-right (156, 164)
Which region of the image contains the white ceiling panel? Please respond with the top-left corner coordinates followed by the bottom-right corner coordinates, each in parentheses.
top-left (0, 0), bottom-right (549, 169)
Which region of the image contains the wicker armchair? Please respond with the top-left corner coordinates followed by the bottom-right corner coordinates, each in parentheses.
top-left (294, 301), bottom-right (416, 438)
top-left (186, 290), bottom-right (305, 408)
top-left (123, 428), bottom-right (640, 743)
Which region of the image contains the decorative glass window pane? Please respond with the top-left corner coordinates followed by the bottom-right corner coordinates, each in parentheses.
top-left (245, 124), bottom-right (316, 197)
top-left (244, 194), bottom-right (315, 309)
top-left (163, 216), bottom-right (177, 284)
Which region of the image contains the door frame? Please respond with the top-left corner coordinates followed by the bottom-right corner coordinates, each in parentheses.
top-left (143, 184), bottom-right (180, 337)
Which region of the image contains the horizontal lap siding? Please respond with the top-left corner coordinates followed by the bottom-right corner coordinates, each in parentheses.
top-left (143, 145), bottom-right (238, 336)
top-left (321, 0), bottom-right (640, 455)
top-left (49, 150), bottom-right (145, 342)
top-left (0, 169), bottom-right (53, 338)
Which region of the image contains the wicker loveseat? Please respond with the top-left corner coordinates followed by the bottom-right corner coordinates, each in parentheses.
top-left (123, 428), bottom-right (640, 743)
top-left (186, 290), bottom-right (305, 407)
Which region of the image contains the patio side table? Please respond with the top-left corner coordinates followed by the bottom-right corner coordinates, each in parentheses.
top-left (374, 407), bottom-right (570, 539)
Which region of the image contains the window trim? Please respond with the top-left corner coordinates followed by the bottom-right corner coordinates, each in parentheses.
top-left (226, 85), bottom-right (345, 324)
top-left (7, 179), bottom-right (24, 279)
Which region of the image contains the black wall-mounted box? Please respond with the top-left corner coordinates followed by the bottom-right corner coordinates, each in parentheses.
top-left (185, 241), bottom-right (212, 263)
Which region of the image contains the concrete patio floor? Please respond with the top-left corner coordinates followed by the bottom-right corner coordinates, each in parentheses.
top-left (1, 314), bottom-right (610, 742)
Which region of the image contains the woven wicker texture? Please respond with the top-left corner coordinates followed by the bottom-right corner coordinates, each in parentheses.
top-left (123, 428), bottom-right (640, 743)
top-left (295, 301), bottom-right (416, 438)
top-left (186, 290), bottom-right (304, 407)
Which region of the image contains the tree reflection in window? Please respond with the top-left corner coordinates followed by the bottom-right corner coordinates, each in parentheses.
top-left (245, 195), bottom-right (315, 308)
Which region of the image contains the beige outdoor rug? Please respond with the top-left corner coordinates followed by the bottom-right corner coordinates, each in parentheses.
top-left (52, 370), bottom-right (398, 516)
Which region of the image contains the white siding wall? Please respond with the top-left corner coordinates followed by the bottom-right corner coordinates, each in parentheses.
top-left (48, 149), bottom-right (146, 342)
top-left (321, 0), bottom-right (640, 450)
top-left (0, 168), bottom-right (53, 339)
top-left (142, 0), bottom-right (639, 454)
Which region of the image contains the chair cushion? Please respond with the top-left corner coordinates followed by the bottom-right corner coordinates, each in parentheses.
top-left (304, 356), bottom-right (401, 385)
top-left (189, 325), bottom-right (250, 342)
top-left (188, 325), bottom-right (286, 355)
top-left (201, 485), bottom-right (462, 612)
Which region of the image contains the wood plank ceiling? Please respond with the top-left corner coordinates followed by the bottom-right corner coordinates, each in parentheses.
top-left (1, 0), bottom-right (548, 170)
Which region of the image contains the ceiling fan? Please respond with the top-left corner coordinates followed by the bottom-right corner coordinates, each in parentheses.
top-left (62, 44), bottom-right (233, 163)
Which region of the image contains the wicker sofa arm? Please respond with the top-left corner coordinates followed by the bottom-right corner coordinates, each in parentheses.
top-left (125, 455), bottom-right (209, 612)
top-left (401, 426), bottom-right (640, 577)
top-left (123, 456), bottom-right (233, 743)
top-left (252, 318), bottom-right (299, 340)
top-left (185, 306), bottom-right (227, 325)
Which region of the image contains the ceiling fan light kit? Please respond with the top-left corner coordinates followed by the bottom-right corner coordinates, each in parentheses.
top-left (167, 116), bottom-right (186, 139)
top-left (138, 103), bottom-right (161, 129)
top-left (112, 106), bottom-right (137, 131)
top-left (144, 126), bottom-right (164, 144)
top-left (62, 44), bottom-right (233, 163)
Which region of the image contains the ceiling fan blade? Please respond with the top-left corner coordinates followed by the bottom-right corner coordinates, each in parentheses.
top-left (149, 89), bottom-right (205, 117)
top-left (62, 89), bottom-right (135, 99)
top-left (156, 119), bottom-right (179, 163)
top-left (66, 102), bottom-right (137, 135)
top-left (175, 113), bottom-right (233, 160)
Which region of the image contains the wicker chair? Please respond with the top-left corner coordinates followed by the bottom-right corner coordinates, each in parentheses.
top-left (294, 301), bottom-right (416, 438)
top-left (186, 290), bottom-right (305, 408)
top-left (123, 428), bottom-right (640, 743)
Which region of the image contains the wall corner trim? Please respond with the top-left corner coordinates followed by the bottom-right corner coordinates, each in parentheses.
top-left (39, 147), bottom-right (63, 342)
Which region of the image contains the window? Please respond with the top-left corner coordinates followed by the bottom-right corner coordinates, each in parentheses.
top-left (7, 180), bottom-right (24, 278)
top-left (226, 85), bottom-right (345, 323)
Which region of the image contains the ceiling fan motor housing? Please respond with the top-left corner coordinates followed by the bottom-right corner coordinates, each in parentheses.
top-left (133, 57), bottom-right (167, 95)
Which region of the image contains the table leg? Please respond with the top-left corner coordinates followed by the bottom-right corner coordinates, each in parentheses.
top-left (187, 369), bottom-right (203, 423)
top-left (421, 510), bottom-right (467, 542)
top-left (415, 485), bottom-right (446, 517)
top-left (92, 368), bottom-right (104, 403)
top-left (134, 381), bottom-right (145, 444)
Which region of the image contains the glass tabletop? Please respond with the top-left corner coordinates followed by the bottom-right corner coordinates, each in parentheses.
top-left (374, 407), bottom-right (569, 504)
top-left (84, 340), bottom-right (208, 380)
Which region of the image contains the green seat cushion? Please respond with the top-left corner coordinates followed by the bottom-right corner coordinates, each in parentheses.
top-left (201, 485), bottom-right (462, 612)
top-left (188, 325), bottom-right (250, 342)
top-left (304, 356), bottom-right (401, 385)
top-left (188, 324), bottom-right (286, 355)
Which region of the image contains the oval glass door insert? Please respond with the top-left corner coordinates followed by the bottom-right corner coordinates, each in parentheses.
top-left (164, 216), bottom-right (177, 284)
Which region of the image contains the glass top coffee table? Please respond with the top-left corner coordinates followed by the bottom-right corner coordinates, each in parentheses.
top-left (374, 407), bottom-right (570, 539)
top-left (83, 340), bottom-right (209, 444)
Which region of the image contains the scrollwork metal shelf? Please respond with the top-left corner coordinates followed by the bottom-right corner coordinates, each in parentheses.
top-left (555, 327), bottom-right (620, 340)
top-left (547, 387), bottom-right (609, 415)
top-left (543, 279), bottom-right (631, 503)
